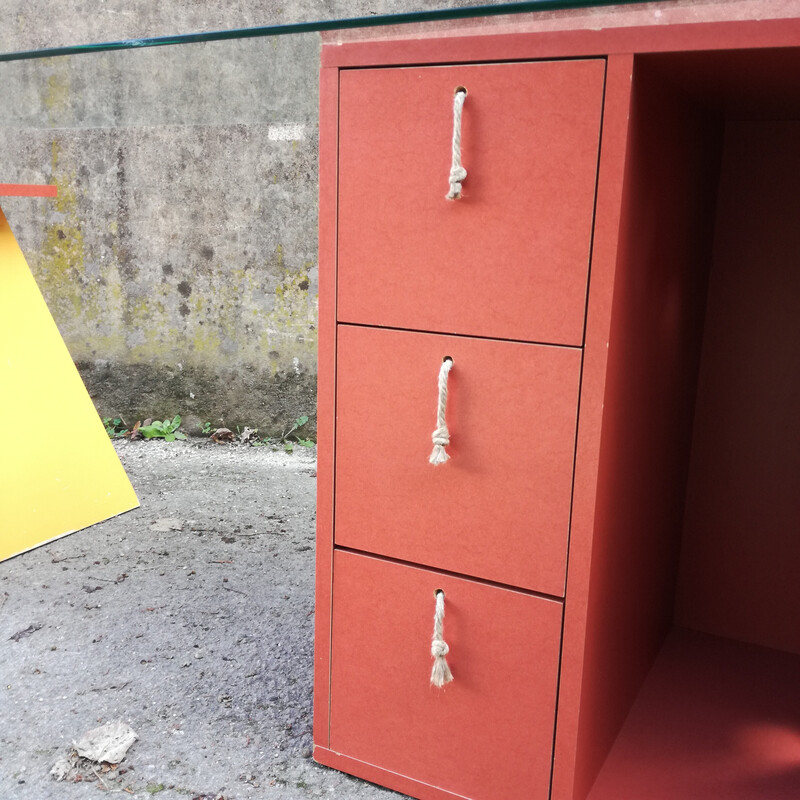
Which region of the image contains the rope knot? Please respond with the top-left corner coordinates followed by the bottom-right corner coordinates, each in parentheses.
top-left (431, 426), bottom-right (450, 448)
top-left (431, 639), bottom-right (450, 658)
top-left (447, 166), bottom-right (467, 200)
top-left (449, 166), bottom-right (467, 183)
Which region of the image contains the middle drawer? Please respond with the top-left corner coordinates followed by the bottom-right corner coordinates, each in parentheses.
top-left (335, 324), bottom-right (581, 595)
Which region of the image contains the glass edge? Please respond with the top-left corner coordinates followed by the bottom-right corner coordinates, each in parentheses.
top-left (0, 0), bottom-right (641, 62)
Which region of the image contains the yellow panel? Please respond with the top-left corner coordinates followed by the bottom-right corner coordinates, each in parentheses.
top-left (0, 203), bottom-right (139, 562)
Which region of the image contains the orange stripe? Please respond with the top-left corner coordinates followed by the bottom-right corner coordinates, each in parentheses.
top-left (0, 183), bottom-right (58, 197)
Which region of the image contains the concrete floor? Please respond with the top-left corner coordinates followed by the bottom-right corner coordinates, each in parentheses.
top-left (0, 440), bottom-right (402, 800)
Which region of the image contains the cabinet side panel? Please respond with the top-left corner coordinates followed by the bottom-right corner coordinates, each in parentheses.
top-left (568, 59), bottom-right (722, 800)
top-left (552, 53), bottom-right (632, 800)
top-left (313, 66), bottom-right (339, 748)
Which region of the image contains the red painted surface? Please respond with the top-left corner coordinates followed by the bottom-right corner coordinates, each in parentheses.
top-left (315, 15), bottom-right (800, 800)
top-left (563, 58), bottom-right (722, 800)
top-left (587, 629), bottom-right (800, 800)
top-left (0, 184), bottom-right (57, 197)
top-left (335, 324), bottom-right (581, 595)
top-left (328, 550), bottom-right (562, 800)
top-left (676, 120), bottom-right (800, 656)
top-left (322, 18), bottom-right (800, 69)
top-left (550, 53), bottom-right (634, 800)
top-left (337, 60), bottom-right (604, 345)
top-left (312, 66), bottom-right (340, 747)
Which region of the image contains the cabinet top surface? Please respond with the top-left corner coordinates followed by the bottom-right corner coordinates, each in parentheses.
top-left (321, 3), bottom-right (800, 68)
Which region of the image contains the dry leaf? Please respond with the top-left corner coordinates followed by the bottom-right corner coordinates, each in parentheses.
top-left (74, 721), bottom-right (138, 764)
top-left (239, 426), bottom-right (258, 444)
top-left (123, 421), bottom-right (142, 440)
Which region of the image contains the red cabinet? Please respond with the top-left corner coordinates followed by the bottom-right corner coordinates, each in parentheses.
top-left (315, 12), bottom-right (800, 800)
top-left (317, 54), bottom-right (593, 800)
top-left (335, 324), bottom-right (581, 595)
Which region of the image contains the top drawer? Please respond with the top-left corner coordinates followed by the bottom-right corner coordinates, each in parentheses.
top-left (337, 59), bottom-right (605, 345)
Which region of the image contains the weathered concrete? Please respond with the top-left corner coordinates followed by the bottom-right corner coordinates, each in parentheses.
top-left (1, 29), bottom-right (320, 434)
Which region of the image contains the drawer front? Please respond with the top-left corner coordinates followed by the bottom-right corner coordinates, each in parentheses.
top-left (334, 325), bottom-right (580, 596)
top-left (330, 550), bottom-right (563, 800)
top-left (337, 59), bottom-right (605, 345)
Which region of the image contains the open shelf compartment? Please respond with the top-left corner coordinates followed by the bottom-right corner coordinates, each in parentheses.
top-left (570, 48), bottom-right (800, 800)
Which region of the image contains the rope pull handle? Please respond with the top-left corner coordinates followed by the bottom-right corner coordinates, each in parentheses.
top-left (429, 357), bottom-right (453, 465)
top-left (446, 87), bottom-right (468, 200)
top-left (430, 590), bottom-right (454, 687)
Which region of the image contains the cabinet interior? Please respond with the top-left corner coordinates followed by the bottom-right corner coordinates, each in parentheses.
top-left (581, 48), bottom-right (800, 799)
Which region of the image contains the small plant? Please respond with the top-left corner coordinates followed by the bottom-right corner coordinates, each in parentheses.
top-left (279, 414), bottom-right (314, 452)
top-left (138, 414), bottom-right (187, 442)
top-left (201, 421), bottom-right (213, 435)
top-left (103, 416), bottom-right (129, 438)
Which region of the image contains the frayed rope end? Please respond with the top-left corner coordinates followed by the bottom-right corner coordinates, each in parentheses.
top-left (429, 445), bottom-right (450, 465)
top-left (431, 656), bottom-right (454, 687)
top-left (445, 185), bottom-right (462, 200)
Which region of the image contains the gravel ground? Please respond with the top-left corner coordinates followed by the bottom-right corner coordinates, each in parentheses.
top-left (0, 440), bottom-right (403, 800)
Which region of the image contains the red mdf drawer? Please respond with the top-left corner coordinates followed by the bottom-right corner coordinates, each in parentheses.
top-left (325, 550), bottom-right (563, 800)
top-left (334, 325), bottom-right (581, 596)
top-left (337, 59), bottom-right (605, 345)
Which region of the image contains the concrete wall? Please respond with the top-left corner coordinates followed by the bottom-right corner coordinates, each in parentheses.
top-left (1, 12), bottom-right (324, 435)
top-left (0, 0), bottom-right (783, 434)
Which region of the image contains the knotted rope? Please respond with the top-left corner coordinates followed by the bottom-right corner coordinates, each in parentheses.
top-left (446, 88), bottom-right (468, 200)
top-left (429, 357), bottom-right (453, 465)
top-left (430, 590), bottom-right (453, 687)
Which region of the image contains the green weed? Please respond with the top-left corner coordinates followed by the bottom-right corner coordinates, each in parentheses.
top-left (280, 415), bottom-right (314, 451)
top-left (138, 415), bottom-right (187, 442)
top-left (103, 416), bottom-right (129, 438)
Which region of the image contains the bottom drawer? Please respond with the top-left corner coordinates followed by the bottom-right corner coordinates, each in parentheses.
top-left (327, 550), bottom-right (563, 800)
